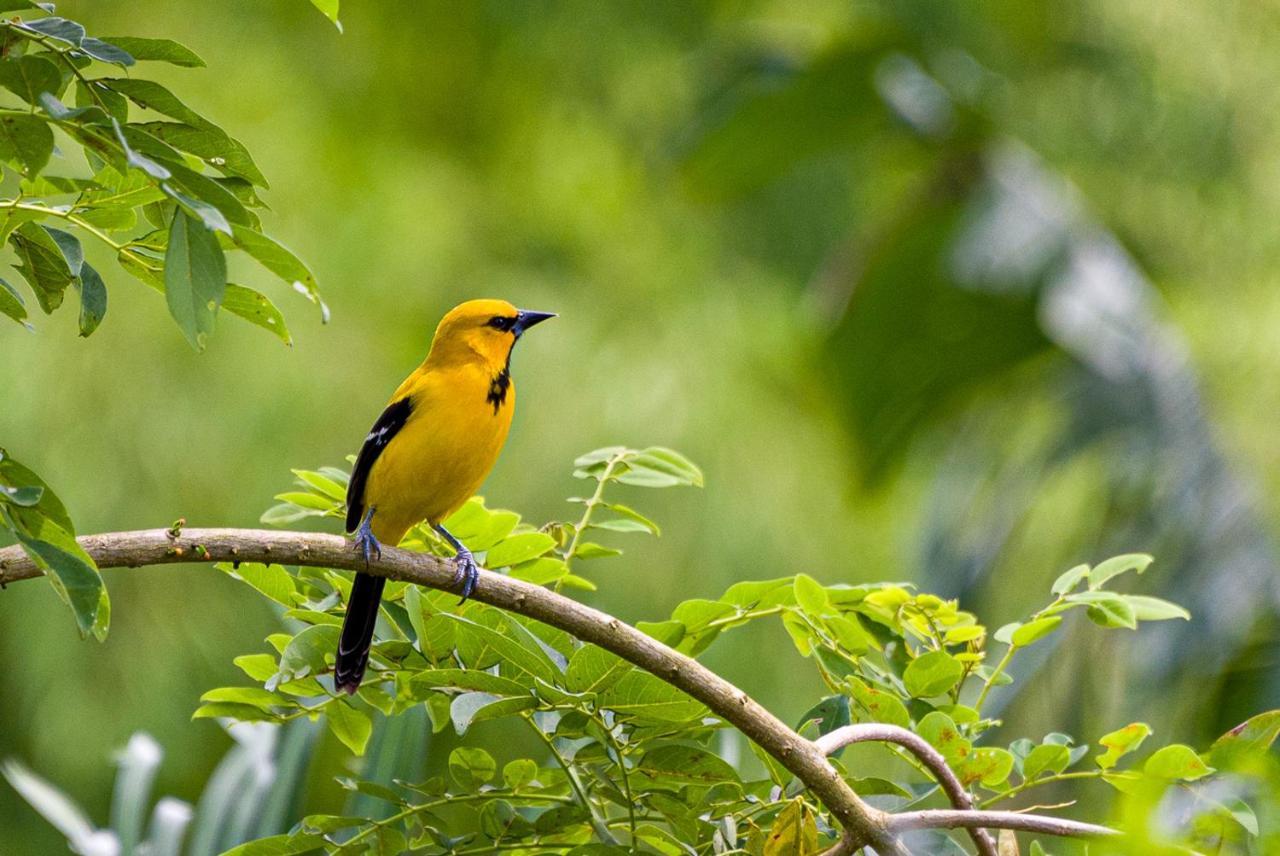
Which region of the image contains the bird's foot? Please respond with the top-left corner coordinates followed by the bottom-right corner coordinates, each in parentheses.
top-left (451, 548), bottom-right (479, 603)
top-left (352, 523), bottom-right (382, 568)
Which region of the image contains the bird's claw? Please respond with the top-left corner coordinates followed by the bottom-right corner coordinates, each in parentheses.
top-left (352, 527), bottom-right (382, 568)
top-left (452, 549), bottom-right (479, 603)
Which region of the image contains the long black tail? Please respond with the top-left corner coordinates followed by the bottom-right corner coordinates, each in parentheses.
top-left (335, 572), bottom-right (386, 694)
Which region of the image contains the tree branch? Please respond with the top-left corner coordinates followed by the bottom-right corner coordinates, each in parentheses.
top-left (888, 810), bottom-right (1120, 839)
top-left (0, 528), bottom-right (1125, 853)
top-left (816, 724), bottom-right (998, 856)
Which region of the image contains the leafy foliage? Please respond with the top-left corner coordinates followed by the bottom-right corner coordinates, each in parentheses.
top-left (0, 3), bottom-right (324, 636)
top-left (150, 447), bottom-right (1271, 854)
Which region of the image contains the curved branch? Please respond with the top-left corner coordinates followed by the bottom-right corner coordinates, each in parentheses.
top-left (889, 809), bottom-right (1120, 839)
top-left (0, 529), bottom-right (902, 852)
top-left (816, 724), bottom-right (997, 856)
top-left (0, 528), bottom-right (1125, 853)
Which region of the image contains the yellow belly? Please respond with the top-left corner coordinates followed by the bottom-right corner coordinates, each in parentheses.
top-left (364, 366), bottom-right (514, 545)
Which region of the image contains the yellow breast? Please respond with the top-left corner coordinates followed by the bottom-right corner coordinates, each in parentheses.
top-left (364, 363), bottom-right (514, 544)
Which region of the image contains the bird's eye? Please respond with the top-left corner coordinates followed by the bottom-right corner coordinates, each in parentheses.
top-left (488, 315), bottom-right (515, 331)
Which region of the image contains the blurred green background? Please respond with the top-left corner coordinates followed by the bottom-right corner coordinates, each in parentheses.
top-left (3, 1), bottom-right (1280, 852)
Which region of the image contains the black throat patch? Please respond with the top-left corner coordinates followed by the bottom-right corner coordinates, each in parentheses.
top-left (486, 365), bottom-right (511, 413)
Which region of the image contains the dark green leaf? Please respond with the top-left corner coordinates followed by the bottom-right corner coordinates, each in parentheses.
top-left (164, 208), bottom-right (227, 350)
top-left (9, 221), bottom-right (73, 312)
top-left (637, 745), bottom-right (739, 788)
top-left (136, 121), bottom-right (266, 187)
top-left (597, 670), bottom-right (705, 722)
top-left (223, 283), bottom-right (291, 345)
top-left (98, 78), bottom-right (217, 130)
top-left (566, 644), bottom-right (633, 694)
top-left (1023, 743), bottom-right (1070, 779)
top-left (0, 275), bottom-right (28, 325)
top-left (74, 261), bottom-right (106, 336)
top-left (16, 17), bottom-right (85, 46)
top-left (78, 37), bottom-right (134, 66)
top-left (0, 55), bottom-right (61, 104)
top-left (229, 226), bottom-right (325, 319)
top-left (0, 113), bottom-right (52, 176)
top-left (99, 36), bottom-right (204, 67)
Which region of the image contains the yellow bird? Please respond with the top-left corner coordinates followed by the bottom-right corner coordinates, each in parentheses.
top-left (335, 298), bottom-right (555, 693)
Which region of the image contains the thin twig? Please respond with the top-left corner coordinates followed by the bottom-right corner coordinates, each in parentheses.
top-left (888, 809), bottom-right (1120, 839)
top-left (815, 724), bottom-right (997, 856)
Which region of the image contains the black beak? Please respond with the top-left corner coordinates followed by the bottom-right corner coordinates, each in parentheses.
top-left (513, 309), bottom-right (556, 336)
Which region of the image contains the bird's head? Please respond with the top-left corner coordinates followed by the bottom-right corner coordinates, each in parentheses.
top-left (426, 298), bottom-right (556, 370)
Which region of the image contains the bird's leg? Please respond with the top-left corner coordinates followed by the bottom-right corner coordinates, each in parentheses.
top-left (353, 506), bottom-right (382, 567)
top-left (433, 523), bottom-right (479, 602)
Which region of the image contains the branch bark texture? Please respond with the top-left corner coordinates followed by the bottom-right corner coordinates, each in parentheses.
top-left (0, 528), bottom-right (1122, 853)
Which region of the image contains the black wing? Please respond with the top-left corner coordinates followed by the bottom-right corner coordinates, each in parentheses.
top-left (345, 396), bottom-right (413, 532)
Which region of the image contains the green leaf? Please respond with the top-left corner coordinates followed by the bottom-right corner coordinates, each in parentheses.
top-left (449, 692), bottom-right (535, 735)
top-left (1089, 553), bottom-right (1153, 589)
top-left (99, 36), bottom-right (205, 67)
top-left (192, 701), bottom-right (276, 723)
top-left (1066, 591), bottom-right (1137, 629)
top-left (572, 541), bottom-right (622, 560)
top-left (918, 711), bottom-right (971, 766)
top-left (233, 653), bottom-right (278, 682)
top-left (74, 261), bottom-right (107, 336)
top-left (164, 208), bottom-right (227, 350)
top-left (0, 113), bottom-right (53, 175)
top-left (220, 833), bottom-right (325, 856)
top-left (0, 275), bottom-right (27, 325)
top-left (1122, 595), bottom-right (1191, 622)
top-left (566, 643), bottom-right (633, 694)
top-left (0, 55), bottom-right (61, 104)
top-left (958, 747), bottom-right (1014, 787)
top-left (217, 562), bottom-right (297, 607)
top-left (136, 122), bottom-right (267, 187)
top-left (763, 799), bottom-right (817, 856)
top-left (793, 574), bottom-right (830, 619)
top-left (1023, 743), bottom-right (1070, 779)
top-left (637, 745), bottom-right (739, 787)
top-left (230, 225), bottom-right (325, 317)
top-left (1143, 744), bottom-right (1213, 781)
top-left (448, 747), bottom-right (496, 790)
top-left (848, 681), bottom-right (911, 728)
top-left (326, 701), bottom-right (372, 755)
top-left (1051, 564), bottom-right (1090, 595)
top-left (1211, 711), bottom-right (1280, 767)
top-left (0, 483), bottom-right (42, 505)
top-left (223, 284), bottom-right (291, 345)
top-left (7, 508), bottom-right (104, 636)
top-left (447, 614), bottom-right (559, 684)
top-left (1096, 723), bottom-right (1152, 770)
top-left (486, 532), bottom-right (556, 567)
top-left (1011, 616), bottom-right (1062, 647)
top-left (266, 624), bottom-right (339, 690)
top-left (598, 670), bottom-right (706, 723)
top-left (79, 37), bottom-right (134, 67)
top-left (502, 758), bottom-right (538, 789)
top-left (199, 686), bottom-right (286, 710)
top-left (9, 222), bottom-right (74, 312)
top-left (903, 649), bottom-right (964, 698)
top-left (16, 17), bottom-right (86, 47)
top-left (600, 502), bottom-right (660, 535)
top-left (98, 78), bottom-right (217, 130)
top-left (408, 669), bottom-right (529, 697)
top-left (309, 0), bottom-right (343, 30)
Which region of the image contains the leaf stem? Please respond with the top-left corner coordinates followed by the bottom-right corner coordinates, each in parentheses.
top-left (523, 713), bottom-right (616, 844)
top-left (595, 713), bottom-right (637, 845)
top-left (979, 770), bottom-right (1106, 809)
